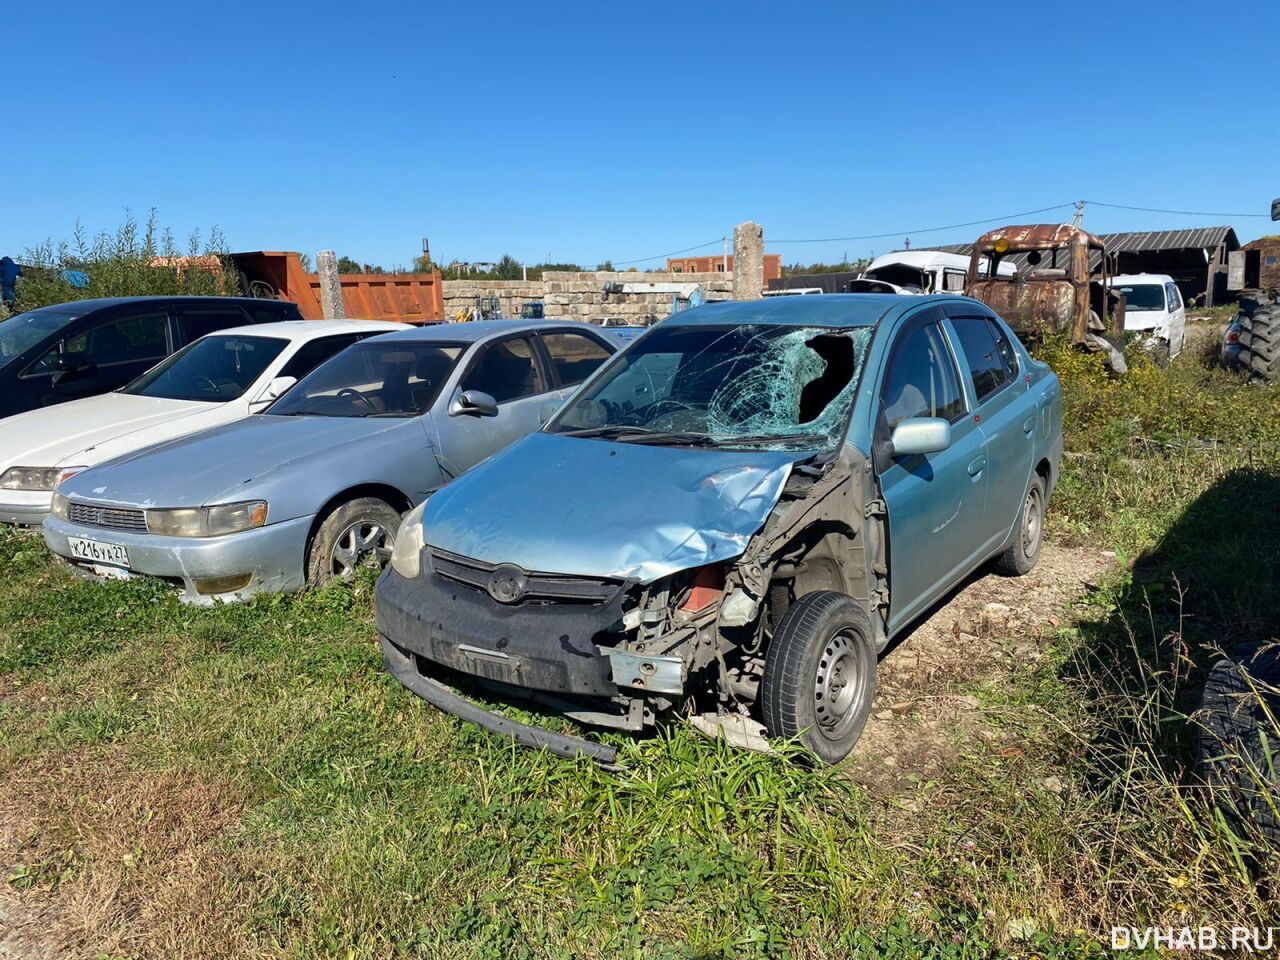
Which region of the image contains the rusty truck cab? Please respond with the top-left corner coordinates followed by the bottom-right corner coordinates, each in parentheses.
top-left (965, 224), bottom-right (1123, 347)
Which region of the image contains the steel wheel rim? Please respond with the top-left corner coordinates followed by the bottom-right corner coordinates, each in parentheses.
top-left (813, 629), bottom-right (868, 740)
top-left (1022, 485), bottom-right (1043, 556)
top-left (330, 520), bottom-right (394, 578)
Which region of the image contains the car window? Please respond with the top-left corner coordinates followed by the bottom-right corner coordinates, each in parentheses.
top-left (540, 331), bottom-right (612, 388)
top-left (122, 335), bottom-right (287, 401)
top-left (1114, 283), bottom-right (1164, 311)
top-left (178, 307), bottom-right (251, 342)
top-left (277, 334), bottom-right (370, 380)
top-left (880, 321), bottom-right (965, 428)
top-left (461, 336), bottom-right (545, 403)
top-left (984, 318), bottom-right (1019, 382)
top-left (0, 306), bottom-right (81, 363)
top-left (1166, 283), bottom-right (1181, 311)
top-left (942, 269), bottom-right (966, 292)
top-left (49, 311), bottom-right (169, 370)
top-left (950, 316), bottom-right (1012, 403)
top-left (268, 340), bottom-right (466, 418)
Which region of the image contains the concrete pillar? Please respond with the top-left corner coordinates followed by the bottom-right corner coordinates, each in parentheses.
top-left (316, 249), bottom-right (345, 319)
top-left (732, 221), bottom-right (764, 301)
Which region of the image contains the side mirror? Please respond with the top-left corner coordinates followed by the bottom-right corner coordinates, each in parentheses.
top-left (250, 375), bottom-right (297, 410)
top-left (538, 397), bottom-right (563, 425)
top-left (449, 388), bottom-right (499, 417)
top-left (1272, 198), bottom-right (1280, 222)
top-left (51, 356), bottom-right (93, 386)
top-left (889, 417), bottom-right (951, 457)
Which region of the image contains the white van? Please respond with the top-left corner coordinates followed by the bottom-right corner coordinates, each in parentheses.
top-left (1111, 273), bottom-right (1186, 360)
top-left (847, 250), bottom-right (1014, 295)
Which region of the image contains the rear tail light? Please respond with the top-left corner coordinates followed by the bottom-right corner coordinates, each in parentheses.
top-left (1225, 329), bottom-right (1240, 344)
top-left (681, 565), bottom-right (725, 612)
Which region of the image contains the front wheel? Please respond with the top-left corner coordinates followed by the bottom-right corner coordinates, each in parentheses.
top-left (306, 498), bottom-right (402, 586)
top-left (760, 591), bottom-right (877, 765)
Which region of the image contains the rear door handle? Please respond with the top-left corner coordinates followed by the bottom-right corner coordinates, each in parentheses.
top-left (1023, 416), bottom-right (1036, 437)
top-left (967, 455), bottom-right (987, 477)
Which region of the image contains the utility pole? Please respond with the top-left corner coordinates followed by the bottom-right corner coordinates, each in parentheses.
top-left (904, 237), bottom-right (911, 250)
top-left (722, 235), bottom-right (728, 273)
top-left (1071, 200), bottom-right (1085, 229)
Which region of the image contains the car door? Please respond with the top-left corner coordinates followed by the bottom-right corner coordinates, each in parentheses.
top-left (944, 307), bottom-right (1035, 555)
top-left (1165, 282), bottom-right (1186, 356)
top-left (32, 305), bottom-right (172, 405)
top-left (435, 334), bottom-right (555, 478)
top-left (874, 308), bottom-right (984, 635)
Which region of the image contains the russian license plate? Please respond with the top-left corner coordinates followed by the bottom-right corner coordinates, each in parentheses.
top-left (67, 536), bottom-right (131, 569)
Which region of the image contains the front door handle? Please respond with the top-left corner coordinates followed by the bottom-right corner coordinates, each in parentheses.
top-left (1023, 416), bottom-right (1036, 437)
top-left (967, 455), bottom-right (987, 477)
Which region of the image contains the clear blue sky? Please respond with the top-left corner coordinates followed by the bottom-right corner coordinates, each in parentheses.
top-left (6, 0), bottom-right (1278, 270)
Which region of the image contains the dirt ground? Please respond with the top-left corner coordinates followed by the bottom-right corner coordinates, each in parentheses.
top-left (849, 544), bottom-right (1115, 795)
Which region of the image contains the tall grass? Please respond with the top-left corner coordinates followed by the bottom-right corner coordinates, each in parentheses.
top-left (13, 209), bottom-right (239, 312)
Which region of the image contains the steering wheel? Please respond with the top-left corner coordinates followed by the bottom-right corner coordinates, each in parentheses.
top-left (337, 387), bottom-right (376, 412)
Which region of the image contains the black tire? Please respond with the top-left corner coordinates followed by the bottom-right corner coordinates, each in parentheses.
top-left (994, 472), bottom-right (1046, 576)
top-left (1240, 304), bottom-right (1280, 385)
top-left (760, 591), bottom-right (876, 765)
top-left (306, 497), bottom-right (402, 586)
top-left (1197, 650), bottom-right (1280, 849)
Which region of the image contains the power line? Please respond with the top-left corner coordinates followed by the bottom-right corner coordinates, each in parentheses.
top-left (769, 202), bottom-right (1077, 244)
top-left (1083, 199), bottom-right (1271, 219)
top-left (610, 238), bottom-right (723, 267)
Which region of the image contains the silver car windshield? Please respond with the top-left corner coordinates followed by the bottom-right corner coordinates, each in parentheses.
top-left (548, 323), bottom-right (874, 449)
top-left (123, 335), bottom-right (287, 402)
top-left (1115, 284), bottom-right (1164, 311)
top-left (0, 305), bottom-right (81, 362)
top-left (268, 340), bottom-right (465, 418)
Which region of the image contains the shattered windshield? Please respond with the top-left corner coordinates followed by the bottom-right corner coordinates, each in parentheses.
top-left (548, 323), bottom-right (874, 449)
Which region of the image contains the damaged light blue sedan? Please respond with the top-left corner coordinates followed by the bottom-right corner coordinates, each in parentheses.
top-left (377, 294), bottom-right (1062, 765)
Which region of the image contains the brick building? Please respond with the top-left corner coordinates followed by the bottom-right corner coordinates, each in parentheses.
top-left (668, 253), bottom-right (782, 283)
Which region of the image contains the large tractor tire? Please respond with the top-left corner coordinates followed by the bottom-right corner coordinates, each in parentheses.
top-left (1238, 303), bottom-right (1280, 385)
top-left (1196, 648), bottom-right (1280, 850)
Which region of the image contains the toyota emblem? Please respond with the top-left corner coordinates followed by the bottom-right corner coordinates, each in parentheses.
top-left (486, 564), bottom-right (528, 604)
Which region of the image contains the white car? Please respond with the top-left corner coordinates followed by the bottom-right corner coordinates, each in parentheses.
top-left (1112, 273), bottom-right (1186, 360)
top-left (0, 319), bottom-right (405, 524)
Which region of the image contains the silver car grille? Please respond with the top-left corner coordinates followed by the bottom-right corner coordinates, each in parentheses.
top-left (68, 502), bottom-right (148, 533)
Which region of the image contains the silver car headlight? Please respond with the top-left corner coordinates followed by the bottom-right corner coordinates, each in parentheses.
top-left (0, 466), bottom-right (88, 492)
top-left (146, 501), bottom-right (268, 538)
top-left (51, 491), bottom-right (70, 520)
top-left (389, 499), bottom-right (427, 580)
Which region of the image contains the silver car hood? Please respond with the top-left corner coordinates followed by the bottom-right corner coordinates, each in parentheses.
top-left (422, 432), bottom-right (808, 583)
top-left (61, 414), bottom-right (413, 508)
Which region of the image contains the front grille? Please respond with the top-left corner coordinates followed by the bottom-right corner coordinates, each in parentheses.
top-left (429, 548), bottom-right (620, 604)
top-left (68, 501), bottom-right (148, 532)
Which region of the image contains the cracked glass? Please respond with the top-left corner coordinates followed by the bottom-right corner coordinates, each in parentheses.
top-left (549, 323), bottom-right (874, 449)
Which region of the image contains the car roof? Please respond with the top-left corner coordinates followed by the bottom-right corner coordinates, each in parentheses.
top-left (204, 319), bottom-right (407, 342)
top-left (866, 250), bottom-right (970, 271)
top-left (1110, 273), bottom-right (1174, 285)
top-left (663, 293), bottom-right (917, 328)
top-left (17, 296), bottom-right (298, 314)
top-left (367, 318), bottom-right (602, 345)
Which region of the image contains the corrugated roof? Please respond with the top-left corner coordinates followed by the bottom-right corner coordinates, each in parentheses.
top-left (920, 226), bottom-right (1237, 272)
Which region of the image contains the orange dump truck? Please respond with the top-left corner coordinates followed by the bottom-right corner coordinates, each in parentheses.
top-left (231, 251), bottom-right (444, 324)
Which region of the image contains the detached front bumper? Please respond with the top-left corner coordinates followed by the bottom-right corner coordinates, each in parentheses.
top-left (0, 491), bottom-right (53, 526)
top-left (42, 513), bottom-right (312, 604)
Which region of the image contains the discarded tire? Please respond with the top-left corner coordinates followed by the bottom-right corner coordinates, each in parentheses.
top-left (1238, 303), bottom-right (1280, 384)
top-left (1196, 649), bottom-right (1280, 849)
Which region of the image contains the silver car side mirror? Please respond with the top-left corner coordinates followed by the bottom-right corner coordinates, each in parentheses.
top-left (449, 389), bottom-right (499, 417)
top-left (538, 398), bottom-right (563, 425)
top-left (890, 417), bottom-right (951, 457)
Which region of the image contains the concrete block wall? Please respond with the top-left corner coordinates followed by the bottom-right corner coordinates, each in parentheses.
top-left (441, 271), bottom-right (734, 325)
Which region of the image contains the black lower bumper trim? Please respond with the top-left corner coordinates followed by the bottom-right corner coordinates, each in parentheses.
top-left (381, 632), bottom-right (619, 765)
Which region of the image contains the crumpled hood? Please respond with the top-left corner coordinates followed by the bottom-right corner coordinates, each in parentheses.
top-left (60, 414), bottom-right (399, 508)
top-left (423, 432), bottom-right (808, 583)
top-left (0, 393), bottom-right (214, 470)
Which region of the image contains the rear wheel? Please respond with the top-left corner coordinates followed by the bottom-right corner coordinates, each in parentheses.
top-left (306, 498), bottom-right (401, 586)
top-left (995, 472), bottom-right (1046, 576)
top-left (760, 591), bottom-right (876, 765)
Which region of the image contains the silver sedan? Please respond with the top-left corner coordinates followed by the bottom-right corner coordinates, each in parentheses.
top-left (43, 320), bottom-right (618, 603)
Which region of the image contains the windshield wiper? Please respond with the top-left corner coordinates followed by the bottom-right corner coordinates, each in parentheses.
top-left (710, 432), bottom-right (825, 448)
top-left (558, 425), bottom-right (716, 446)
